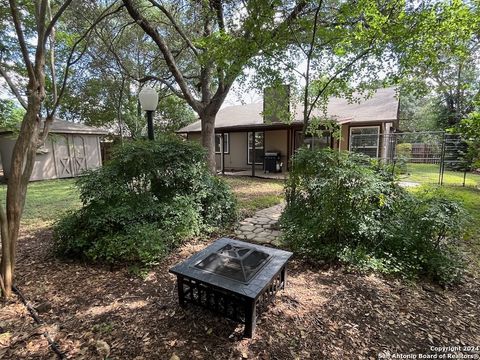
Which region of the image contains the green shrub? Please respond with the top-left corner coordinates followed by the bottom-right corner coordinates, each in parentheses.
top-left (395, 143), bottom-right (412, 174)
top-left (282, 148), bottom-right (465, 284)
top-left (54, 136), bottom-right (237, 264)
top-left (396, 143), bottom-right (412, 157)
top-left (199, 175), bottom-right (238, 230)
top-left (380, 188), bottom-right (465, 283)
top-left (283, 148), bottom-right (399, 254)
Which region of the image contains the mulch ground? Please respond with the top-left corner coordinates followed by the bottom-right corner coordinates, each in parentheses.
top-left (1, 229), bottom-right (479, 359)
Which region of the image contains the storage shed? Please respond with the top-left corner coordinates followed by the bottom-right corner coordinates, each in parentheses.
top-left (0, 120), bottom-right (108, 181)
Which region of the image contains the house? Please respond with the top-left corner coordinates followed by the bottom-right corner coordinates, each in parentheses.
top-left (0, 119), bottom-right (108, 181)
top-left (178, 87), bottom-right (399, 175)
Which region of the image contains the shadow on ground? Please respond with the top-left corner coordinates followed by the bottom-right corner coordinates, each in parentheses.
top-left (0, 229), bottom-right (479, 359)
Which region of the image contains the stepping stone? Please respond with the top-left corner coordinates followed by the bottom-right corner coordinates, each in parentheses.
top-left (255, 237), bottom-right (271, 244)
top-left (256, 231), bottom-right (271, 238)
top-left (255, 221), bottom-right (269, 226)
top-left (239, 225), bottom-right (256, 231)
top-left (234, 202), bottom-right (286, 246)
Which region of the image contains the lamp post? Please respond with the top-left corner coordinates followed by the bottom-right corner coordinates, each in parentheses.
top-left (138, 86), bottom-right (158, 140)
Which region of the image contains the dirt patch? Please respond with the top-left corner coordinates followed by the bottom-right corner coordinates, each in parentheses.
top-left (1, 229), bottom-right (479, 359)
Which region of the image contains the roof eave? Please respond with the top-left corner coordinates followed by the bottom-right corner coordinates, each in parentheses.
top-left (177, 117), bottom-right (398, 133)
top-left (50, 129), bottom-right (109, 135)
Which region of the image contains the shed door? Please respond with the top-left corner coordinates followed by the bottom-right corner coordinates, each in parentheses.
top-left (72, 135), bottom-right (87, 175)
top-left (54, 135), bottom-right (73, 178)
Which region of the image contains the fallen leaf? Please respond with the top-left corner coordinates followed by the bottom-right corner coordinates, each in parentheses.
top-left (94, 340), bottom-right (110, 358)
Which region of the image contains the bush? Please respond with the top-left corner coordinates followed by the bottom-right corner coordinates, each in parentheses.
top-left (281, 148), bottom-right (465, 284)
top-left (199, 175), bottom-right (238, 230)
top-left (396, 143), bottom-right (412, 158)
top-left (395, 143), bottom-right (412, 174)
top-left (380, 188), bottom-right (465, 283)
top-left (283, 148), bottom-right (400, 255)
top-left (54, 136), bottom-right (237, 265)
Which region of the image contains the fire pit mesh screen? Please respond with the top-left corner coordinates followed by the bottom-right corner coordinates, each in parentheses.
top-left (193, 244), bottom-right (271, 283)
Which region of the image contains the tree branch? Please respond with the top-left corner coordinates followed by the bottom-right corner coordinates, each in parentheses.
top-left (306, 47), bottom-right (373, 122)
top-left (210, 0), bottom-right (225, 31)
top-left (50, 3), bottom-right (123, 117)
top-left (271, 0), bottom-right (308, 39)
top-left (220, 0), bottom-right (309, 96)
top-left (122, 0), bottom-right (201, 112)
top-left (303, 0), bottom-right (324, 128)
top-left (44, 0), bottom-right (75, 42)
top-left (0, 65), bottom-right (27, 109)
top-left (46, 0), bottom-right (57, 117)
top-left (8, 0), bottom-right (35, 81)
top-left (90, 24), bottom-right (182, 100)
top-left (35, 0), bottom-right (48, 54)
top-left (148, 0), bottom-right (199, 57)
top-left (138, 75), bottom-right (185, 100)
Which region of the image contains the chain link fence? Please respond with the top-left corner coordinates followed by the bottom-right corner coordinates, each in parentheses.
top-left (350, 131), bottom-right (479, 187)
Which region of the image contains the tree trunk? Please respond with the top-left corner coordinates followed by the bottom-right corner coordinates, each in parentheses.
top-left (200, 112), bottom-right (216, 173)
top-left (0, 87), bottom-right (42, 299)
top-left (0, 206), bottom-right (11, 298)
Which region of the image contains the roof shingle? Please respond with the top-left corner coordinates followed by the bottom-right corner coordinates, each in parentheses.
top-left (179, 87), bottom-right (398, 133)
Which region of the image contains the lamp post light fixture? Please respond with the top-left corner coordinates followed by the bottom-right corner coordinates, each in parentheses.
top-left (138, 86), bottom-right (159, 140)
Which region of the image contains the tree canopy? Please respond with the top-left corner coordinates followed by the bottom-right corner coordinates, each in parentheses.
top-left (394, 0), bottom-right (480, 127)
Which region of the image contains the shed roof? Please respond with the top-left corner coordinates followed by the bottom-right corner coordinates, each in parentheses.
top-left (45, 120), bottom-right (109, 135)
top-left (179, 87), bottom-right (399, 133)
top-left (0, 119), bottom-right (109, 135)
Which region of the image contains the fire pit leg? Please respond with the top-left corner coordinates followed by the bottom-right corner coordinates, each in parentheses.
top-left (177, 276), bottom-right (185, 307)
top-left (281, 266), bottom-right (287, 289)
top-left (244, 299), bottom-right (257, 338)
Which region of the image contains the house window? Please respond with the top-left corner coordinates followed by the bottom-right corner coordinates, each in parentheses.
top-left (247, 132), bottom-right (264, 164)
top-left (349, 126), bottom-right (380, 157)
top-left (294, 131), bottom-right (330, 150)
top-left (215, 133), bottom-right (229, 154)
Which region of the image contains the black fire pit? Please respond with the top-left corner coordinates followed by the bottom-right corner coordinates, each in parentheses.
top-left (169, 238), bottom-right (293, 337)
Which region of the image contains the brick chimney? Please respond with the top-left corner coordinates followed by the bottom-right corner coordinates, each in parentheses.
top-left (263, 85), bottom-right (291, 123)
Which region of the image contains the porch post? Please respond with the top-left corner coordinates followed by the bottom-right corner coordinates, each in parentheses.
top-left (251, 132), bottom-right (256, 177)
top-left (286, 128), bottom-right (290, 171)
top-left (221, 132), bottom-right (225, 175)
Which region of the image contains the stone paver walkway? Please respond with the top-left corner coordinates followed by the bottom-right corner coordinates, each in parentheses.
top-left (234, 202), bottom-right (285, 246)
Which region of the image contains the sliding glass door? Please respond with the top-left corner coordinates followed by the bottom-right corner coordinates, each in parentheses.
top-left (247, 132), bottom-right (264, 164)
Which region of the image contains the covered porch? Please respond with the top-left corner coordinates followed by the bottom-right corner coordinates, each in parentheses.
top-left (219, 169), bottom-right (288, 180)
top-left (213, 123), bottom-right (303, 178)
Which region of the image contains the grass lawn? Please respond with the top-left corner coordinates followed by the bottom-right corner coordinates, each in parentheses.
top-left (436, 186), bottom-right (480, 273)
top-left (402, 163), bottom-right (480, 273)
top-left (0, 178), bottom-right (81, 230)
top-left (401, 163), bottom-right (480, 187)
top-left (222, 176), bottom-right (284, 218)
top-left (0, 175), bottom-right (284, 231)
top-left (406, 184), bottom-right (480, 276)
